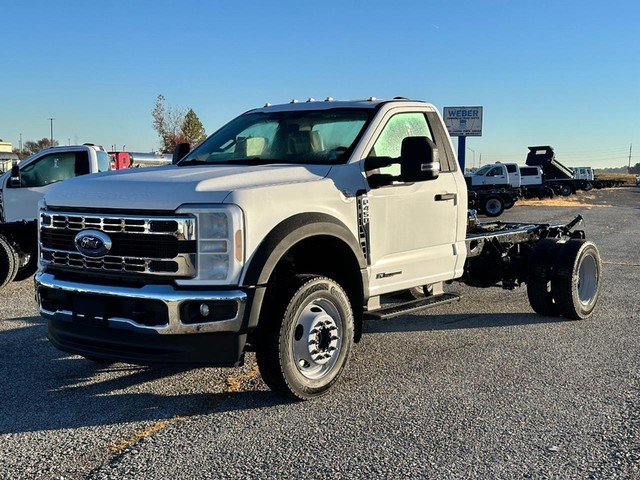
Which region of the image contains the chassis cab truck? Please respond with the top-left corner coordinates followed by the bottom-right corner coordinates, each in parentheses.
top-left (0, 144), bottom-right (111, 287)
top-left (36, 99), bottom-right (601, 399)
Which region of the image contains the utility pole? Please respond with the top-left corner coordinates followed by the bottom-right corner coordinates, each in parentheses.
top-left (48, 117), bottom-right (55, 145)
top-left (467, 147), bottom-right (476, 170)
top-left (628, 143), bottom-right (633, 173)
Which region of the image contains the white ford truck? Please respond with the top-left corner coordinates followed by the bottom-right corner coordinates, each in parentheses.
top-left (36, 98), bottom-right (601, 399)
top-left (0, 144), bottom-right (111, 287)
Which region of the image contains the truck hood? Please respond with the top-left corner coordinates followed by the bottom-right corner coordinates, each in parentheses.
top-left (44, 164), bottom-right (332, 210)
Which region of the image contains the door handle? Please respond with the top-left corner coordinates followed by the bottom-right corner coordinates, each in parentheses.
top-left (435, 193), bottom-right (457, 201)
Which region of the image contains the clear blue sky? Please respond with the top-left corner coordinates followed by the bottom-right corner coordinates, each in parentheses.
top-left (2, 0), bottom-right (638, 168)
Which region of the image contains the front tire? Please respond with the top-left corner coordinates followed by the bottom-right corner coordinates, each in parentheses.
top-left (559, 184), bottom-right (573, 197)
top-left (551, 240), bottom-right (601, 320)
top-left (0, 236), bottom-right (18, 288)
top-left (481, 195), bottom-right (505, 217)
top-left (255, 275), bottom-right (354, 400)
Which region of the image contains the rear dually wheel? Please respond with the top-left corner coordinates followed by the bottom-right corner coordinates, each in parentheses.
top-left (551, 240), bottom-right (601, 320)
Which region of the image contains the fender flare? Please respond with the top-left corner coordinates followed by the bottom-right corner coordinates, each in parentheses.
top-left (242, 212), bottom-right (368, 331)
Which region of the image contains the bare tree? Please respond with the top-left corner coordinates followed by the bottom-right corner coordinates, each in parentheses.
top-left (22, 138), bottom-right (59, 156)
top-left (152, 94), bottom-right (187, 153)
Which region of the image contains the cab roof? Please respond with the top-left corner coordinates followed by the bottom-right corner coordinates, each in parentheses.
top-left (248, 97), bottom-right (433, 114)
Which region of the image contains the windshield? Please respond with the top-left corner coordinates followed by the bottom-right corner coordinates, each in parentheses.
top-left (178, 108), bottom-right (371, 166)
top-left (473, 164), bottom-right (492, 176)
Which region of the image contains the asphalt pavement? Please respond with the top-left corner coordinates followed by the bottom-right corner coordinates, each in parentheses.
top-left (1, 186), bottom-right (638, 479)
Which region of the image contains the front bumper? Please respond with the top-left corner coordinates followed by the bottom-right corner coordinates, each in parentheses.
top-left (36, 272), bottom-right (249, 366)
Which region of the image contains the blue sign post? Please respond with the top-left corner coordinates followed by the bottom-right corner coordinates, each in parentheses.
top-left (457, 135), bottom-right (467, 172)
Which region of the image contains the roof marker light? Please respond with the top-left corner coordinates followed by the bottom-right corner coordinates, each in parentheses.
top-left (324, 97), bottom-right (334, 102)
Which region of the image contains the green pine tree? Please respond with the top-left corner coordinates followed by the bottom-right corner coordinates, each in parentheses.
top-left (181, 109), bottom-right (207, 147)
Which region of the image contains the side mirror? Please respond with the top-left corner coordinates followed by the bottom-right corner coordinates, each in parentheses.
top-left (9, 164), bottom-right (20, 187)
top-left (400, 136), bottom-right (440, 182)
top-left (172, 143), bottom-right (191, 164)
top-left (364, 156), bottom-right (394, 173)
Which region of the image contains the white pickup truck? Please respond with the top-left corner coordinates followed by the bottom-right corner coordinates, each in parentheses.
top-left (0, 144), bottom-right (111, 287)
top-left (464, 162), bottom-right (522, 216)
top-left (36, 98), bottom-right (601, 399)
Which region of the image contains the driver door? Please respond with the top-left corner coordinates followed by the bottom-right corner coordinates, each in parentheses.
top-left (365, 110), bottom-right (462, 296)
top-left (3, 151), bottom-right (88, 222)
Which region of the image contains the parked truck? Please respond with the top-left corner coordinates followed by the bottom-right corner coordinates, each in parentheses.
top-left (108, 151), bottom-right (173, 169)
top-left (36, 98), bottom-right (601, 400)
top-left (464, 163), bottom-right (521, 216)
top-left (525, 146), bottom-right (622, 195)
top-left (0, 144), bottom-right (112, 287)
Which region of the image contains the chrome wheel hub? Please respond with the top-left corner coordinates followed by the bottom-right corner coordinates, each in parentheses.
top-left (292, 298), bottom-right (343, 380)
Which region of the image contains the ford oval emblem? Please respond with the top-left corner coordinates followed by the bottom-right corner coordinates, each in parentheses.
top-left (74, 230), bottom-right (112, 258)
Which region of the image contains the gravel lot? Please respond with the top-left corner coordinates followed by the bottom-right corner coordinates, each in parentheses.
top-left (1, 187), bottom-right (638, 479)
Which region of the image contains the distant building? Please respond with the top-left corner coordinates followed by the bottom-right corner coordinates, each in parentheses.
top-left (0, 141), bottom-right (20, 173)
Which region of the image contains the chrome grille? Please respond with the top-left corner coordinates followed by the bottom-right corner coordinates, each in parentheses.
top-left (40, 210), bottom-right (196, 277)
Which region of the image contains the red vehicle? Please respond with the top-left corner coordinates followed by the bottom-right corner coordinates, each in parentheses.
top-left (108, 151), bottom-right (132, 170)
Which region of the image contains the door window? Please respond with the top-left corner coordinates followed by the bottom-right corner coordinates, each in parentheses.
top-left (18, 151), bottom-right (89, 187)
top-left (369, 113), bottom-right (433, 176)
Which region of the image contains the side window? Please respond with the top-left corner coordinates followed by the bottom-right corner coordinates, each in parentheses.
top-left (425, 111), bottom-right (456, 173)
top-left (486, 166), bottom-right (503, 177)
top-left (368, 112), bottom-right (433, 176)
top-left (96, 151), bottom-right (112, 172)
top-left (19, 151), bottom-right (88, 188)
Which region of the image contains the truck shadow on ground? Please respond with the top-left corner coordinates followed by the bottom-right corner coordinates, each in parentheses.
top-left (0, 316), bottom-right (289, 435)
top-left (1, 309), bottom-right (567, 435)
top-left (363, 311), bottom-right (567, 334)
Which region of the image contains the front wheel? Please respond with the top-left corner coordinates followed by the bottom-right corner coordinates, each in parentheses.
top-left (0, 236), bottom-right (18, 288)
top-left (255, 275), bottom-right (354, 400)
top-left (481, 195), bottom-right (505, 217)
top-left (559, 184), bottom-right (573, 197)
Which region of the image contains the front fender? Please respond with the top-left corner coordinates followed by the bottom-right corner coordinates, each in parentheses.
top-left (241, 212), bottom-right (367, 332)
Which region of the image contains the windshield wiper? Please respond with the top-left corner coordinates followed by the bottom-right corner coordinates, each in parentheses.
top-left (223, 158), bottom-right (291, 166)
top-left (177, 159), bottom-right (208, 166)
top-left (179, 157), bottom-right (293, 167)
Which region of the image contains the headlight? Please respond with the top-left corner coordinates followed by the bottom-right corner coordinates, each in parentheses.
top-left (176, 204), bottom-right (244, 285)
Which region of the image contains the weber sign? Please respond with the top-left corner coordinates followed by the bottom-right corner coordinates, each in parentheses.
top-left (443, 106), bottom-right (483, 137)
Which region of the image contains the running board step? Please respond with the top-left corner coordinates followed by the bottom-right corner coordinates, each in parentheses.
top-left (364, 293), bottom-right (462, 320)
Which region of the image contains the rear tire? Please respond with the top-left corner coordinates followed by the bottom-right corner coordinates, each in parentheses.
top-left (0, 236), bottom-right (18, 288)
top-left (14, 251), bottom-right (38, 281)
top-left (526, 239), bottom-right (561, 316)
top-left (551, 240), bottom-right (601, 320)
top-left (255, 275), bottom-right (354, 400)
top-left (538, 186), bottom-right (555, 199)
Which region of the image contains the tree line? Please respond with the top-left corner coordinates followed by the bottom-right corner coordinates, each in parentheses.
top-left (6, 94), bottom-right (206, 160)
top-left (151, 94), bottom-right (207, 153)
